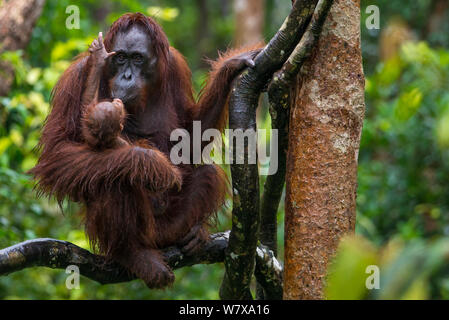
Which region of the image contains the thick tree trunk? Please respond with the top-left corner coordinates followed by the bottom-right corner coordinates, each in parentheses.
top-left (0, 0), bottom-right (45, 96)
top-left (283, 0), bottom-right (365, 300)
top-left (234, 0), bottom-right (265, 46)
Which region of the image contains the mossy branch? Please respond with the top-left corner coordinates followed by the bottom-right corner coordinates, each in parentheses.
top-left (0, 232), bottom-right (282, 294)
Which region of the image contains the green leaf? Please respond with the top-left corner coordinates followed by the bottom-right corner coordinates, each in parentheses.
top-left (147, 6), bottom-right (179, 21)
top-left (436, 107), bottom-right (449, 148)
top-left (401, 42), bottom-right (439, 66)
top-left (325, 236), bottom-right (378, 300)
top-left (377, 56), bottom-right (402, 86)
top-left (26, 68), bottom-right (42, 85)
top-left (394, 88), bottom-right (423, 121)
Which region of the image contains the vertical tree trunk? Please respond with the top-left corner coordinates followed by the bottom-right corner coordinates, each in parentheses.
top-left (195, 0), bottom-right (210, 68)
top-left (233, 2), bottom-right (268, 286)
top-left (425, 0), bottom-right (449, 37)
top-left (0, 0), bottom-right (45, 96)
top-left (283, 0), bottom-right (365, 300)
top-left (234, 0), bottom-right (265, 46)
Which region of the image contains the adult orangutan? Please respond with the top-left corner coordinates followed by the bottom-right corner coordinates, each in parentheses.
top-left (30, 13), bottom-right (261, 288)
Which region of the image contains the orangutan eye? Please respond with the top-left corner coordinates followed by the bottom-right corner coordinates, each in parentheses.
top-left (132, 53), bottom-right (144, 65)
top-left (115, 53), bottom-right (127, 64)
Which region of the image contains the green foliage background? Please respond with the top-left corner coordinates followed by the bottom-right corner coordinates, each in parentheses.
top-left (0, 0), bottom-right (448, 299)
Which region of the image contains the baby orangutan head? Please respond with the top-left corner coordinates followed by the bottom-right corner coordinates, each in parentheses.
top-left (82, 98), bottom-right (127, 150)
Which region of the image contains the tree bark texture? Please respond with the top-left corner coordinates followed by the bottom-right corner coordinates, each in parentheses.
top-left (283, 0), bottom-right (365, 300)
top-left (0, 0), bottom-right (45, 96)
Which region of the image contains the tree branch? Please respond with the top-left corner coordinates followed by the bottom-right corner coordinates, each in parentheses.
top-left (268, 0), bottom-right (334, 90)
top-left (256, 0), bottom-right (334, 300)
top-left (219, 0), bottom-right (320, 300)
top-left (262, 0), bottom-right (335, 250)
top-left (0, 232), bottom-right (282, 294)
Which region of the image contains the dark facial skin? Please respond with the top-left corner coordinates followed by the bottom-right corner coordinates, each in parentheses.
top-left (108, 27), bottom-right (158, 106)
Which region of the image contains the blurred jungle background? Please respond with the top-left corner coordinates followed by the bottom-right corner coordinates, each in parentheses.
top-left (0, 0), bottom-right (449, 299)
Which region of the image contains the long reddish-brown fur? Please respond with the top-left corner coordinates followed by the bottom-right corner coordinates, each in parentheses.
top-left (30, 13), bottom-right (262, 288)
